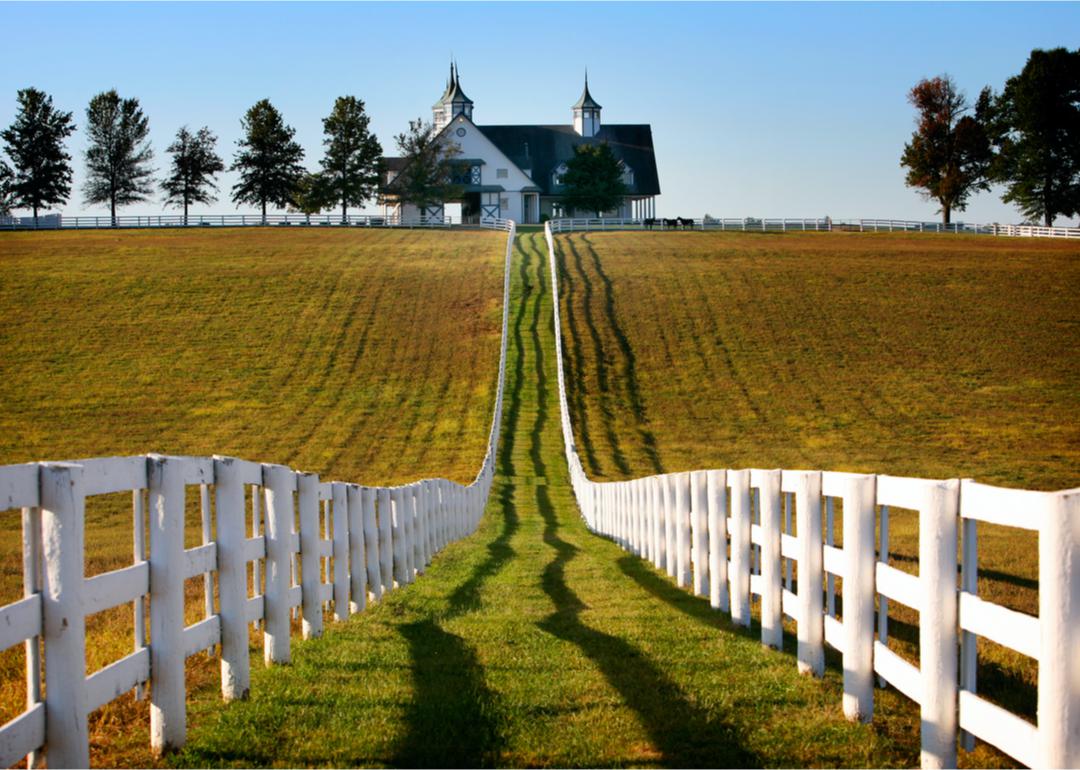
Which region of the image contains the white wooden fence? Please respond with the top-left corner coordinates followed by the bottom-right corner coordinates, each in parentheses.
top-left (0, 212), bottom-right (455, 230)
top-left (543, 221), bottom-right (1079, 769)
top-left (0, 218), bottom-right (515, 768)
top-left (548, 216), bottom-right (1080, 238)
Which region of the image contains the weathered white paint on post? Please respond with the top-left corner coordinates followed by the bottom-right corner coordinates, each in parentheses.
top-left (331, 482), bottom-right (350, 621)
top-left (758, 470), bottom-right (782, 650)
top-left (840, 473), bottom-right (876, 722)
top-left (676, 474), bottom-right (692, 587)
top-left (795, 471), bottom-right (824, 676)
top-left (40, 463), bottom-right (90, 768)
top-left (729, 470), bottom-right (752, 627)
top-left (651, 476), bottom-right (664, 571)
top-left (377, 488), bottom-right (393, 592)
top-left (638, 480), bottom-right (649, 561)
top-left (297, 472), bottom-right (323, 640)
top-left (402, 485), bottom-right (415, 581)
top-left (362, 487), bottom-right (381, 601)
top-left (346, 485), bottom-right (366, 613)
top-left (663, 475), bottom-right (677, 579)
top-left (1038, 488), bottom-right (1079, 769)
top-left (262, 463), bottom-right (295, 665)
top-left (707, 470), bottom-right (728, 612)
top-left (920, 479), bottom-right (959, 769)
top-left (391, 488), bottom-right (408, 587)
top-left (691, 471), bottom-right (709, 597)
top-left (213, 457), bottom-right (250, 702)
top-left (147, 455), bottom-right (186, 753)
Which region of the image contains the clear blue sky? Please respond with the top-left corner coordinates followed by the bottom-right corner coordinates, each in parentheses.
top-left (2, 1), bottom-right (1077, 223)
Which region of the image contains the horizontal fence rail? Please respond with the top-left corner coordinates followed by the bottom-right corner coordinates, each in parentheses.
top-left (0, 218), bottom-right (516, 768)
top-left (543, 221), bottom-right (1079, 769)
top-left (547, 216), bottom-right (1080, 239)
top-left (0, 213), bottom-right (457, 230)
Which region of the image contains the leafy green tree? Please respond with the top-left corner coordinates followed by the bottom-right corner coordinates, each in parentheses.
top-left (900, 76), bottom-right (992, 225)
top-left (287, 172), bottom-right (332, 216)
top-left (162, 126), bottom-right (224, 225)
top-left (231, 99), bottom-right (306, 223)
top-left (83, 90), bottom-right (155, 225)
top-left (320, 96), bottom-right (383, 222)
top-left (0, 159), bottom-right (14, 216)
top-left (1, 87), bottom-right (76, 224)
top-left (986, 48), bottom-right (1080, 226)
top-left (389, 118), bottom-right (461, 213)
top-left (560, 142), bottom-right (629, 217)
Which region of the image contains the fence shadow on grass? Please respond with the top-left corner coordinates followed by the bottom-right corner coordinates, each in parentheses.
top-left (535, 481), bottom-right (761, 768)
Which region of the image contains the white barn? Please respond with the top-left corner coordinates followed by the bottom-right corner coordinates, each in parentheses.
top-left (382, 64), bottom-right (660, 224)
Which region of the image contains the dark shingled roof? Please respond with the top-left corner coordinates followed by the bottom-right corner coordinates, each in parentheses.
top-left (476, 124), bottom-right (660, 196)
top-left (572, 77), bottom-right (602, 110)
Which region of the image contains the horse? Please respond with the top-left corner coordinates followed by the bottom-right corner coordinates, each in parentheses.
top-left (643, 218), bottom-right (656, 230)
top-left (677, 217), bottom-right (695, 229)
top-left (663, 218), bottom-right (679, 229)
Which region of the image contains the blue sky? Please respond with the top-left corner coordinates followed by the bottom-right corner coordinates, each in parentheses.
top-left (1, 1), bottom-right (1077, 223)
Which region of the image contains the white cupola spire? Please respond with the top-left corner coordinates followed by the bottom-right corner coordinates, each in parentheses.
top-left (572, 70), bottom-right (602, 137)
top-left (432, 60), bottom-right (474, 132)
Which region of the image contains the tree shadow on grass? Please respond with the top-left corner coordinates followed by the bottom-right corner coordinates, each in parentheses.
top-left (534, 480), bottom-right (762, 768)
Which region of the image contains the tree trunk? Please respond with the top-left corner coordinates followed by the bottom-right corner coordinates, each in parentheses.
top-left (184, 199), bottom-right (189, 227)
top-left (32, 203), bottom-right (38, 228)
top-left (111, 194), bottom-right (117, 227)
top-left (342, 199), bottom-right (347, 224)
top-left (261, 199), bottom-right (267, 225)
top-left (942, 203), bottom-right (951, 226)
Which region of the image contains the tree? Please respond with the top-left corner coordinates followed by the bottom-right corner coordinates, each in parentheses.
top-left (390, 118), bottom-right (461, 213)
top-left (231, 99), bottom-right (305, 222)
top-left (986, 48), bottom-right (1080, 227)
top-left (560, 142), bottom-right (629, 217)
top-left (162, 126), bottom-right (224, 225)
top-left (900, 76), bottom-right (991, 225)
top-left (1, 87), bottom-right (76, 224)
top-left (0, 159), bottom-right (14, 216)
top-left (83, 90), bottom-right (155, 225)
top-left (287, 172), bottom-right (332, 216)
top-left (320, 96), bottom-right (383, 222)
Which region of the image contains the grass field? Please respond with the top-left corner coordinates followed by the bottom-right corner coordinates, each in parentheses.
top-left (170, 231), bottom-right (927, 769)
top-left (0, 226), bottom-right (506, 764)
top-left (554, 229), bottom-right (1080, 766)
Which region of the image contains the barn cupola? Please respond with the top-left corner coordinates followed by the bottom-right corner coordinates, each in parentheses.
top-left (572, 72), bottom-right (602, 137)
top-left (432, 61), bottom-right (474, 133)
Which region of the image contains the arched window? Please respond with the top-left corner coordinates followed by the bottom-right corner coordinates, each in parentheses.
top-left (552, 162), bottom-right (569, 187)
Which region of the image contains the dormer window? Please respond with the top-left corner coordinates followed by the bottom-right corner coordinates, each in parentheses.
top-left (619, 161), bottom-right (634, 186)
top-left (552, 162), bottom-right (569, 187)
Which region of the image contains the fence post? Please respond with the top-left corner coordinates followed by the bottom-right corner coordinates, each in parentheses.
top-left (362, 487), bottom-right (381, 600)
top-left (707, 470), bottom-right (728, 612)
top-left (147, 455), bottom-right (186, 752)
top-left (691, 471), bottom-right (709, 597)
top-left (410, 484), bottom-right (423, 575)
top-left (213, 457), bottom-right (250, 702)
top-left (729, 470), bottom-right (751, 626)
top-left (40, 463), bottom-right (90, 768)
top-left (842, 474), bottom-right (876, 722)
top-left (960, 510), bottom-right (977, 751)
top-left (331, 482), bottom-right (350, 621)
top-left (663, 476), bottom-right (677, 580)
top-left (1038, 488), bottom-right (1079, 768)
top-left (297, 472), bottom-right (323, 639)
top-left (347, 485), bottom-right (367, 613)
top-left (377, 488), bottom-right (394, 591)
top-left (759, 470), bottom-right (782, 649)
top-left (795, 471), bottom-right (824, 676)
top-left (920, 479), bottom-right (959, 769)
top-left (391, 488), bottom-right (408, 587)
top-left (651, 476), bottom-right (664, 572)
top-left (262, 463), bottom-right (294, 665)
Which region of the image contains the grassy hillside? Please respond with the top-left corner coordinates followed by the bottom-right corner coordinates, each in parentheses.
top-left (170, 231), bottom-right (927, 770)
top-left (0, 226), bottom-right (506, 761)
top-left (554, 229), bottom-right (1080, 765)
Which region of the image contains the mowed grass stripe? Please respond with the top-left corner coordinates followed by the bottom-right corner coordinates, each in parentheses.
top-left (554, 229), bottom-right (1080, 766)
top-left (0, 226), bottom-right (506, 762)
top-left (171, 232), bottom-right (917, 769)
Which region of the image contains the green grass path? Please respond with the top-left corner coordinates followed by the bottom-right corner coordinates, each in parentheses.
top-left (172, 232), bottom-right (918, 768)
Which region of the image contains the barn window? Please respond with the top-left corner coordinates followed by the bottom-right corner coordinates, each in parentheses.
top-left (496, 168), bottom-right (508, 179)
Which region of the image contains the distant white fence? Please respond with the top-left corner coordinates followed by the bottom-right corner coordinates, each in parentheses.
top-left (548, 216), bottom-right (1080, 238)
top-left (0, 212), bottom-right (456, 230)
top-left (0, 219), bottom-right (516, 767)
top-left (543, 221), bottom-right (1079, 769)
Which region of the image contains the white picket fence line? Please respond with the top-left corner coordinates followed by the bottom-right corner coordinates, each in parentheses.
top-left (0, 218), bottom-right (515, 768)
top-left (0, 212), bottom-right (457, 230)
top-left (542, 221), bottom-right (1079, 769)
top-left (548, 216), bottom-right (1080, 238)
